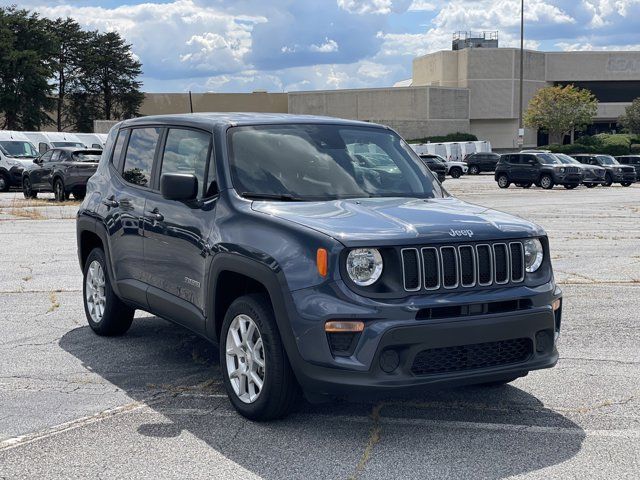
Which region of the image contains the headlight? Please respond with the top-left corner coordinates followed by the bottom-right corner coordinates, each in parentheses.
top-left (523, 238), bottom-right (544, 273)
top-left (555, 167), bottom-right (565, 173)
top-left (615, 167), bottom-right (622, 173)
top-left (346, 248), bottom-right (383, 286)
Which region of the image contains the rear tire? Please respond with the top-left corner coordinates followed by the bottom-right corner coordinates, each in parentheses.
top-left (497, 174), bottom-right (510, 189)
top-left (450, 167), bottom-right (462, 179)
top-left (621, 182), bottom-right (632, 187)
top-left (220, 293), bottom-right (299, 421)
top-left (83, 248), bottom-right (134, 336)
top-left (469, 165), bottom-right (480, 175)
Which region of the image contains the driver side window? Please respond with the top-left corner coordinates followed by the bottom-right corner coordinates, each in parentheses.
top-left (39, 151), bottom-right (53, 163)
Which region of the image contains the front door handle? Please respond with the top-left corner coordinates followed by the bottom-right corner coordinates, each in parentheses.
top-left (102, 196), bottom-right (119, 208)
top-left (145, 209), bottom-right (164, 222)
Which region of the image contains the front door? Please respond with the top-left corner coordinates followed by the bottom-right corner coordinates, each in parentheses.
top-left (143, 127), bottom-right (216, 334)
top-left (31, 150), bottom-right (55, 189)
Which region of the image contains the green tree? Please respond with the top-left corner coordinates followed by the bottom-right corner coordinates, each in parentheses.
top-left (619, 97), bottom-right (640, 135)
top-left (0, 7), bottom-right (55, 130)
top-left (48, 17), bottom-right (91, 131)
top-left (78, 31), bottom-right (144, 122)
top-left (524, 84), bottom-right (598, 144)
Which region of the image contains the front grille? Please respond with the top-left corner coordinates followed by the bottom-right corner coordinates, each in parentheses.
top-left (411, 338), bottom-right (532, 375)
top-left (565, 166), bottom-right (580, 174)
top-left (401, 241), bottom-right (526, 292)
top-left (622, 166), bottom-right (635, 173)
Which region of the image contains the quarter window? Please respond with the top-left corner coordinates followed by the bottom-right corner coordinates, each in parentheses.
top-left (121, 128), bottom-right (161, 187)
top-left (160, 128), bottom-right (212, 197)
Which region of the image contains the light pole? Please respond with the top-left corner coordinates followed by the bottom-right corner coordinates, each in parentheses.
top-left (518, 0), bottom-right (524, 146)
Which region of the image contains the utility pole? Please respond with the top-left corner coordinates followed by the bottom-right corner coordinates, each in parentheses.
top-left (188, 91), bottom-right (194, 114)
top-left (517, 0), bottom-right (525, 146)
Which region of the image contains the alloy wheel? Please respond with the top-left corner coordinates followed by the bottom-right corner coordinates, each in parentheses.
top-left (85, 260), bottom-right (106, 323)
top-left (225, 314), bottom-right (266, 404)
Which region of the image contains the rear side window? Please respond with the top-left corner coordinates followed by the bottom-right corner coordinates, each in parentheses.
top-left (160, 128), bottom-right (213, 197)
top-left (122, 128), bottom-right (161, 187)
top-left (509, 155), bottom-right (520, 164)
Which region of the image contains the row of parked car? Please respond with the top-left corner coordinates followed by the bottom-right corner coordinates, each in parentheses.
top-left (0, 130), bottom-right (106, 196)
top-left (494, 151), bottom-right (638, 189)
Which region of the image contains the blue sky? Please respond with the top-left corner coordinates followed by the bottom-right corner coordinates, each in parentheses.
top-left (16, 0), bottom-right (640, 92)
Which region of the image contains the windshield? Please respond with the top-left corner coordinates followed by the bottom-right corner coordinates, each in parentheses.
top-left (537, 153), bottom-right (562, 165)
top-left (0, 140), bottom-right (38, 158)
top-left (72, 151), bottom-right (102, 163)
top-left (228, 124), bottom-right (444, 201)
top-left (596, 155), bottom-right (618, 165)
top-left (52, 141), bottom-right (85, 148)
top-left (555, 153), bottom-right (581, 165)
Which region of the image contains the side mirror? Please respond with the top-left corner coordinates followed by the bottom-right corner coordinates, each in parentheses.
top-left (33, 158), bottom-right (41, 164)
top-left (160, 173), bottom-right (198, 201)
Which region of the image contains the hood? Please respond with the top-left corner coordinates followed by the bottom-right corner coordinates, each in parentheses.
top-left (252, 196), bottom-right (544, 246)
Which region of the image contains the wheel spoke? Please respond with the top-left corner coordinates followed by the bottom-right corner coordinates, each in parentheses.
top-left (225, 313), bottom-right (266, 404)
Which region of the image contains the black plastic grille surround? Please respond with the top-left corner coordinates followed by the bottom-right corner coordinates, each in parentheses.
top-left (401, 241), bottom-right (526, 292)
top-left (411, 338), bottom-right (533, 375)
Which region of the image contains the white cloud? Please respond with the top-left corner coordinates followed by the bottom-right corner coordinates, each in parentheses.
top-left (357, 61), bottom-right (392, 78)
top-left (408, 1), bottom-right (437, 11)
top-left (337, 0), bottom-right (412, 15)
top-left (309, 39), bottom-right (340, 53)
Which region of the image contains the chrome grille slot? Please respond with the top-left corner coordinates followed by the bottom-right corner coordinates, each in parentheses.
top-left (509, 242), bottom-right (524, 282)
top-left (493, 243), bottom-right (509, 284)
top-left (440, 246), bottom-right (459, 289)
top-left (421, 247), bottom-right (440, 290)
top-left (476, 244), bottom-right (493, 286)
top-left (458, 245), bottom-right (476, 287)
top-left (401, 248), bottom-right (421, 291)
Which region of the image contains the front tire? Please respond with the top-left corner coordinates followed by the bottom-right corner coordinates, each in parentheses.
top-left (450, 167), bottom-right (462, 179)
top-left (540, 174), bottom-right (554, 189)
top-left (54, 178), bottom-right (67, 202)
top-left (603, 173), bottom-right (613, 187)
top-left (497, 174), bottom-right (510, 189)
top-left (220, 294), bottom-right (299, 421)
top-left (22, 177), bottom-right (37, 198)
top-left (0, 172), bottom-right (9, 192)
top-left (83, 248), bottom-right (134, 336)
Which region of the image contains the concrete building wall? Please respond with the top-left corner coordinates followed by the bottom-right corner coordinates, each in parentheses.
top-left (288, 86), bottom-right (470, 140)
top-left (140, 92), bottom-right (288, 116)
top-left (546, 51), bottom-right (640, 82)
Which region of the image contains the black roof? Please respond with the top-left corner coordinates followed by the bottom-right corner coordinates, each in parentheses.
top-left (48, 147), bottom-right (102, 154)
top-left (120, 112), bottom-right (386, 130)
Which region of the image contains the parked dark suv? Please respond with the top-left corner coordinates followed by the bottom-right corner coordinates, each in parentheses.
top-left (495, 151), bottom-right (583, 189)
top-left (571, 154), bottom-right (636, 187)
top-left (76, 114), bottom-right (562, 420)
top-left (615, 155), bottom-right (640, 178)
top-left (22, 147), bottom-right (101, 201)
top-left (418, 154), bottom-right (447, 182)
top-left (464, 152), bottom-right (500, 175)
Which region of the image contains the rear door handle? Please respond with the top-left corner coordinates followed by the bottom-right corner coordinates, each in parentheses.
top-left (102, 197), bottom-right (119, 208)
top-left (145, 209), bottom-right (164, 222)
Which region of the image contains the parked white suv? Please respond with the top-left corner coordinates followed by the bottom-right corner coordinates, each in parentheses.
top-left (0, 131), bottom-right (40, 192)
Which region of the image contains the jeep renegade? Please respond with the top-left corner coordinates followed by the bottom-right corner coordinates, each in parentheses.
top-left (76, 114), bottom-right (562, 420)
top-left (495, 151), bottom-right (583, 189)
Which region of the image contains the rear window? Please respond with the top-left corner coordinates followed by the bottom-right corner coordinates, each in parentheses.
top-left (52, 141), bottom-right (85, 148)
top-left (121, 128), bottom-right (161, 187)
top-left (72, 150), bottom-right (102, 163)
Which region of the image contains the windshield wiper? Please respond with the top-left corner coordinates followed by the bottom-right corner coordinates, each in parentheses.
top-left (241, 192), bottom-right (304, 202)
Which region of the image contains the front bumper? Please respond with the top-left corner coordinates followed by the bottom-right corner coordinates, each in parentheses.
top-left (554, 172), bottom-right (582, 185)
top-left (9, 166), bottom-right (24, 187)
top-left (285, 281), bottom-right (561, 396)
top-left (614, 172), bottom-right (636, 183)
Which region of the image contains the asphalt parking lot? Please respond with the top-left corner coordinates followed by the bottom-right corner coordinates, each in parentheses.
top-left (0, 177), bottom-right (638, 479)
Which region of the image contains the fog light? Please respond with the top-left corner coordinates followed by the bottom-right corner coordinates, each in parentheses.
top-left (325, 320), bottom-right (364, 333)
top-left (535, 330), bottom-right (553, 353)
top-left (379, 349), bottom-right (400, 373)
top-left (552, 298), bottom-right (561, 311)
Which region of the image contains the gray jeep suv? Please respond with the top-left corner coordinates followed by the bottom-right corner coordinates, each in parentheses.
top-left (76, 114), bottom-right (562, 420)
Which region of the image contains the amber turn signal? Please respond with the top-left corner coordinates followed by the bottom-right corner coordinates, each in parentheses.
top-left (325, 320), bottom-right (365, 333)
top-left (552, 299), bottom-right (561, 311)
top-left (316, 248), bottom-right (328, 277)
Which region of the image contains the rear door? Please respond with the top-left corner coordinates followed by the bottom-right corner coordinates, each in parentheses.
top-left (143, 126), bottom-right (216, 334)
top-left (106, 126), bottom-right (162, 306)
